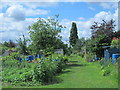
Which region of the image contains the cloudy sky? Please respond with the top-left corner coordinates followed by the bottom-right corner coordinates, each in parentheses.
top-left (0, 1), bottom-right (118, 43)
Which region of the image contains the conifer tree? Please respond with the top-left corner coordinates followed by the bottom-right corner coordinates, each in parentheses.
top-left (69, 22), bottom-right (78, 47)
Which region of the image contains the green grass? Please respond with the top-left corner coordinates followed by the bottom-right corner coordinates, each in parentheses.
top-left (2, 55), bottom-right (118, 88)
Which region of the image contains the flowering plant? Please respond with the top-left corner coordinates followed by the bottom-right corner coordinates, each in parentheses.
top-left (111, 37), bottom-right (120, 49)
top-left (112, 37), bottom-right (120, 40)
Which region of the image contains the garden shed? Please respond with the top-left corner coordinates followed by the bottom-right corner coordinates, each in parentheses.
top-left (103, 46), bottom-right (120, 61)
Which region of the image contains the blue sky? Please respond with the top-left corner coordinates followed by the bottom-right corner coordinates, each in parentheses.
top-left (0, 2), bottom-right (118, 43)
top-left (17, 2), bottom-right (116, 20)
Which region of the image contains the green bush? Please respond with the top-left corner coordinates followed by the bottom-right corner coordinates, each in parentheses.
top-left (101, 66), bottom-right (111, 76)
top-left (0, 45), bottom-right (9, 55)
top-left (100, 61), bottom-right (118, 77)
top-left (55, 56), bottom-right (66, 73)
top-left (111, 38), bottom-right (120, 49)
top-left (85, 54), bottom-right (91, 62)
top-left (33, 59), bottom-right (55, 84)
top-left (10, 52), bottom-right (20, 59)
top-left (33, 55), bottom-right (67, 84)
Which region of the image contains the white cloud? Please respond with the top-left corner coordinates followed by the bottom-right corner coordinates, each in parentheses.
top-left (1, 2), bottom-right (58, 10)
top-left (100, 2), bottom-right (118, 9)
top-left (4, 4), bottom-right (49, 19)
top-left (0, 2), bottom-right (49, 42)
top-left (93, 11), bottom-right (112, 21)
top-left (88, 7), bottom-right (95, 11)
top-left (78, 17), bottom-right (85, 20)
top-left (0, 11), bottom-right (38, 42)
top-left (5, 5), bottom-right (25, 21)
top-left (22, 2), bottom-right (58, 9)
top-left (26, 9), bottom-right (49, 16)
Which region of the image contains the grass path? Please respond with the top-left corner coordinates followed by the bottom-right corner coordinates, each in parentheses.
top-left (30, 56), bottom-right (118, 88)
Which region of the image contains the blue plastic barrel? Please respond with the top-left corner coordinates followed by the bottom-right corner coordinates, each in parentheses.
top-left (16, 57), bottom-right (22, 62)
top-left (112, 54), bottom-right (120, 64)
top-left (38, 54), bottom-right (42, 58)
top-left (26, 55), bottom-right (34, 61)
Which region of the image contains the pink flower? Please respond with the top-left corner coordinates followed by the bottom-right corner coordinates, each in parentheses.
top-left (112, 37), bottom-right (118, 40)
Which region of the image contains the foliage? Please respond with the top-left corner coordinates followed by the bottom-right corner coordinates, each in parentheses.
top-left (113, 31), bottom-right (120, 39)
top-left (17, 35), bottom-right (29, 55)
top-left (111, 37), bottom-right (120, 49)
top-left (0, 45), bottom-right (9, 55)
top-left (91, 19), bottom-right (115, 39)
top-left (87, 35), bottom-right (109, 57)
top-left (2, 54), bottom-right (67, 85)
top-left (72, 37), bottom-right (85, 54)
top-left (84, 53), bottom-right (95, 62)
top-left (69, 22), bottom-right (78, 47)
top-left (99, 58), bottom-right (118, 78)
top-left (101, 65), bottom-right (111, 76)
top-left (90, 20), bottom-right (116, 57)
top-left (100, 63), bottom-right (118, 78)
top-left (34, 59), bottom-right (56, 84)
top-left (10, 52), bottom-right (20, 59)
top-left (43, 47), bottom-right (54, 55)
top-left (9, 40), bottom-right (16, 48)
top-left (3, 41), bottom-right (9, 47)
top-left (29, 15), bottom-right (65, 56)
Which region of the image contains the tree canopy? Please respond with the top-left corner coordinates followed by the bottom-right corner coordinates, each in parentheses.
top-left (89, 19), bottom-right (116, 57)
top-left (28, 15), bottom-right (66, 56)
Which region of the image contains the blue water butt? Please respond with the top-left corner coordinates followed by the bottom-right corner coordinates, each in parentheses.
top-left (26, 55), bottom-right (34, 61)
top-left (112, 54), bottom-right (120, 64)
top-left (38, 54), bottom-right (42, 58)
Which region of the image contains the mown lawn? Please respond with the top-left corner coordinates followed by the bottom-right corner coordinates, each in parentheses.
top-left (3, 55), bottom-right (118, 88)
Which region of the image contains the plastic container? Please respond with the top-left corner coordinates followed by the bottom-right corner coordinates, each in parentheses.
top-left (112, 54), bottom-right (120, 59)
top-left (38, 54), bottom-right (42, 58)
top-left (112, 54), bottom-right (120, 64)
top-left (26, 55), bottom-right (34, 61)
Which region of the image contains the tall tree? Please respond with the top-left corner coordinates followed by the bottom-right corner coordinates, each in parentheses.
top-left (28, 15), bottom-right (65, 56)
top-left (69, 22), bottom-right (78, 47)
top-left (90, 19), bottom-right (116, 57)
top-left (91, 19), bottom-right (115, 39)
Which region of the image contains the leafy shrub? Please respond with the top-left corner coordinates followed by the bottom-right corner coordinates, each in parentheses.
top-left (54, 56), bottom-right (66, 73)
top-left (33, 59), bottom-right (56, 84)
top-left (111, 38), bottom-right (120, 49)
top-left (2, 69), bottom-right (34, 84)
top-left (2, 54), bottom-right (67, 85)
top-left (85, 54), bottom-right (91, 62)
top-left (0, 45), bottom-right (9, 55)
top-left (0, 47), bottom-right (5, 55)
top-left (10, 52), bottom-right (20, 59)
top-left (99, 58), bottom-right (105, 66)
top-left (100, 61), bottom-right (118, 77)
top-left (101, 66), bottom-right (111, 76)
top-left (51, 54), bottom-right (67, 72)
